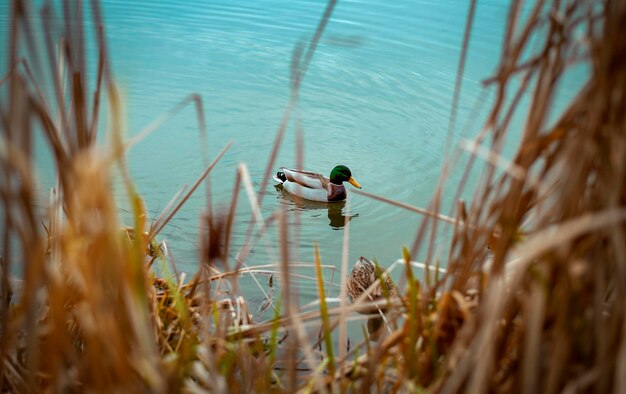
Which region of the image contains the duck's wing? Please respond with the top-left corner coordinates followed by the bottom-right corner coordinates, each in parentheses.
top-left (281, 168), bottom-right (329, 190)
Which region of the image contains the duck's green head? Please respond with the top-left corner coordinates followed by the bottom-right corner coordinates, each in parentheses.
top-left (330, 165), bottom-right (362, 188)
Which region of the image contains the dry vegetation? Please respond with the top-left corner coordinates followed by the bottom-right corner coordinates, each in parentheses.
top-left (1, 0), bottom-right (625, 392)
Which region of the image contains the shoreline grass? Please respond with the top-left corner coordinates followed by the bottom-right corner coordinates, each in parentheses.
top-left (1, 0), bottom-right (625, 392)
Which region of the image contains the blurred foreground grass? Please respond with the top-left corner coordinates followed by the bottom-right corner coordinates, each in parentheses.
top-left (1, 0), bottom-right (625, 392)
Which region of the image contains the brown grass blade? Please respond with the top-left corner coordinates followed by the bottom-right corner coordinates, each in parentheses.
top-left (149, 141), bottom-right (232, 239)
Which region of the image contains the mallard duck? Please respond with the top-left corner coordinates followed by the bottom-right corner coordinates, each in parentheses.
top-left (273, 165), bottom-right (361, 202)
top-left (346, 256), bottom-right (396, 314)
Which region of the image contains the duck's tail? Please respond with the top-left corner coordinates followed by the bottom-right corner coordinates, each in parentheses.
top-left (273, 171), bottom-right (287, 184)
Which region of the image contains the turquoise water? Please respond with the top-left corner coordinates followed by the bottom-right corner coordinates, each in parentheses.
top-left (105, 0), bottom-right (504, 286)
top-left (1, 1), bottom-right (583, 310)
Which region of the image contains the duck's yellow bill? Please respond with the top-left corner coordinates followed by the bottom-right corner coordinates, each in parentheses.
top-left (348, 177), bottom-right (362, 189)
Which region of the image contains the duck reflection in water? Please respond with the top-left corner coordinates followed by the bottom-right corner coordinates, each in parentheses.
top-left (275, 184), bottom-right (358, 228)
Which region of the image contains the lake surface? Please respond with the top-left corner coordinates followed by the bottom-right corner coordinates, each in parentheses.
top-left (1, 0), bottom-right (583, 312)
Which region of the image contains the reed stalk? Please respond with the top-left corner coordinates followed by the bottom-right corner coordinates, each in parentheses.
top-left (1, 0), bottom-right (624, 392)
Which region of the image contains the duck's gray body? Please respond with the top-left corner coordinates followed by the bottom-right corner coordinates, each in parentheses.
top-left (274, 167), bottom-right (347, 202)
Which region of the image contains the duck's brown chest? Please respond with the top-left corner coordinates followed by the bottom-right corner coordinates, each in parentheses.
top-left (327, 185), bottom-right (347, 202)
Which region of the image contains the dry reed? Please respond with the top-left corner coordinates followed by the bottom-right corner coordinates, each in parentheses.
top-left (1, 0), bottom-right (624, 392)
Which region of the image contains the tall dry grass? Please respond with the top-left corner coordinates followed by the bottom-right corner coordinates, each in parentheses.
top-left (1, 0), bottom-right (625, 392)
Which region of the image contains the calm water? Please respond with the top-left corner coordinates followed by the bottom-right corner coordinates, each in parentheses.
top-left (1, 0), bottom-right (582, 310)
